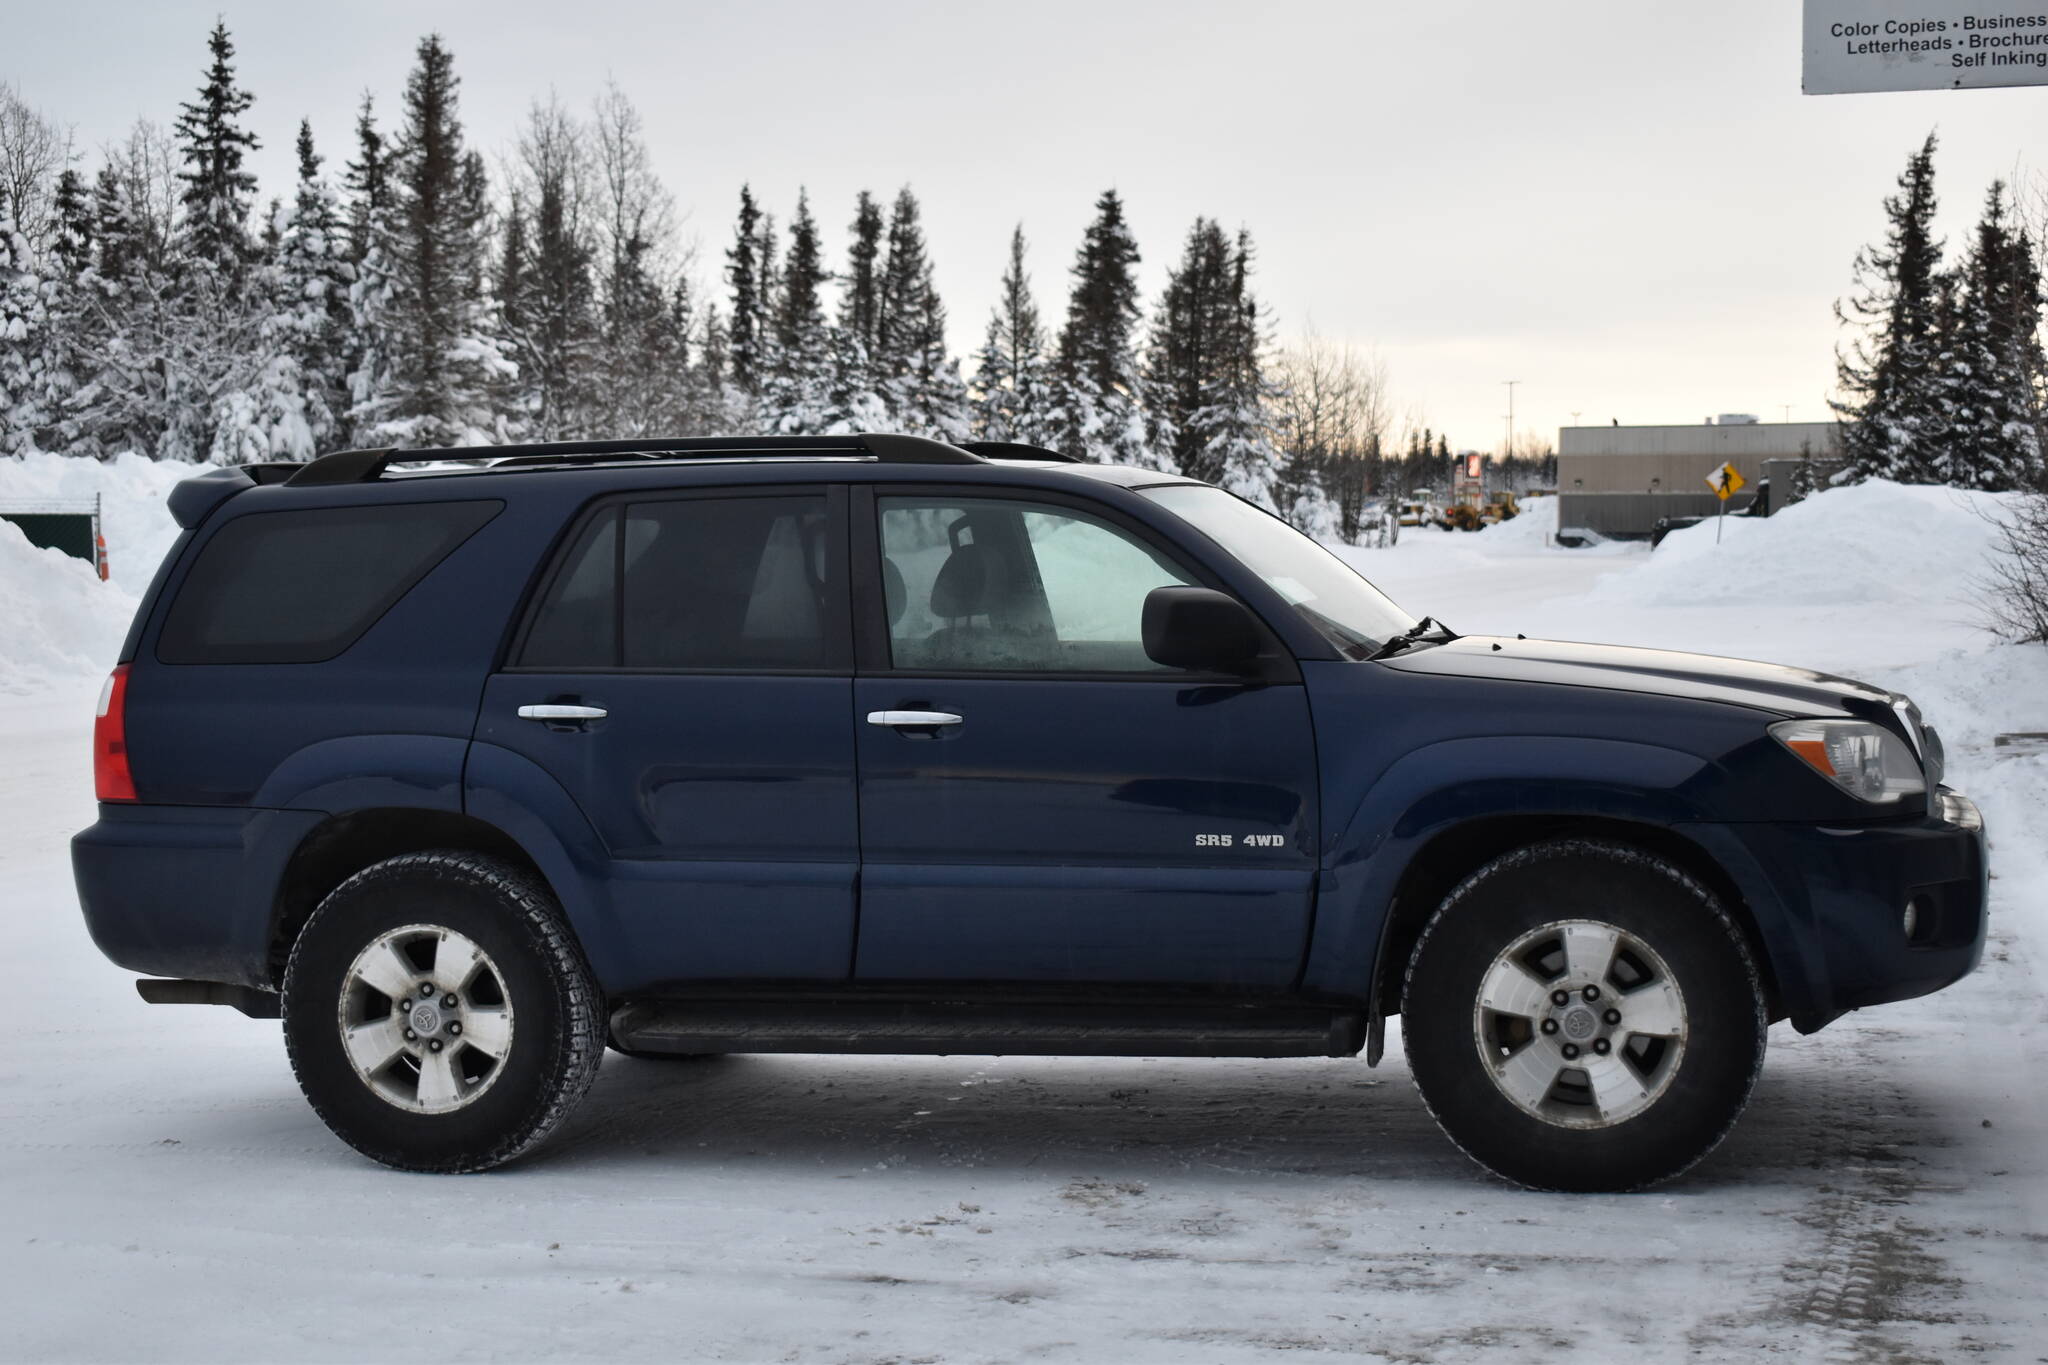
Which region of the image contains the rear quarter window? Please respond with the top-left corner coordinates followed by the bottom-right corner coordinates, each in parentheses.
top-left (156, 500), bottom-right (502, 665)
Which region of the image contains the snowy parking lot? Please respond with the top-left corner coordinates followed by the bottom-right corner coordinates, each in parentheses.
top-left (3, 464), bottom-right (2046, 1363)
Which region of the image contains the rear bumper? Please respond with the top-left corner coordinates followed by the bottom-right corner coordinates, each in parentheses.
top-left (1683, 788), bottom-right (1988, 1031)
top-left (72, 804), bottom-right (323, 990)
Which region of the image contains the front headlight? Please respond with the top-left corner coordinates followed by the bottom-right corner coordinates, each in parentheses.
top-left (1769, 718), bottom-right (1925, 805)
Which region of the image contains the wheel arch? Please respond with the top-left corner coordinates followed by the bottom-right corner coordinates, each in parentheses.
top-left (1370, 814), bottom-right (1783, 1024)
top-left (267, 808), bottom-right (546, 989)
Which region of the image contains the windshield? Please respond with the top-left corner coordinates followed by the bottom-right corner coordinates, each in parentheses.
top-left (1143, 485), bottom-right (1418, 659)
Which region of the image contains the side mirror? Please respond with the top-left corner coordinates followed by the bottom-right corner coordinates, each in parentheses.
top-left (1143, 586), bottom-right (1263, 673)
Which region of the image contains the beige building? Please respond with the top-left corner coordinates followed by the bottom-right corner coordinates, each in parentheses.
top-left (1556, 419), bottom-right (1843, 538)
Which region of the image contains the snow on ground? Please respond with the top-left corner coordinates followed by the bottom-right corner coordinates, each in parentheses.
top-left (1, 468), bottom-right (2045, 1362)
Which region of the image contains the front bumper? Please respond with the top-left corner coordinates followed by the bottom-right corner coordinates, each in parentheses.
top-left (1682, 788), bottom-right (1987, 1032)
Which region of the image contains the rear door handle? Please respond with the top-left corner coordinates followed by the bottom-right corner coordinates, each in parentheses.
top-left (518, 704), bottom-right (608, 722)
top-left (866, 710), bottom-right (962, 727)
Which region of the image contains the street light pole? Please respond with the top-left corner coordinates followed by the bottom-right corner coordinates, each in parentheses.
top-left (1504, 380), bottom-right (1520, 460)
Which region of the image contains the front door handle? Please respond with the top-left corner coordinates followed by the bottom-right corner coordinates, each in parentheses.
top-left (518, 704), bottom-right (608, 722)
top-left (866, 710), bottom-right (963, 728)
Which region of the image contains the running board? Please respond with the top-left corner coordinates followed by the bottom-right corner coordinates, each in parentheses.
top-left (135, 978), bottom-right (281, 1019)
top-left (609, 1000), bottom-right (1365, 1058)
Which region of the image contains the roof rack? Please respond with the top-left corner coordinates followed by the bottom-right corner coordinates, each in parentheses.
top-left (282, 432), bottom-right (984, 487)
top-left (959, 441), bottom-right (1085, 463)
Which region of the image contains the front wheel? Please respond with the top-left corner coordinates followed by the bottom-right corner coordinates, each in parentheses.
top-left (282, 851), bottom-right (605, 1172)
top-left (1402, 839), bottom-right (1766, 1191)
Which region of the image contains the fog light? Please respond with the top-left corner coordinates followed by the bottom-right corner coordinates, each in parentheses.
top-left (1902, 901), bottom-right (1919, 941)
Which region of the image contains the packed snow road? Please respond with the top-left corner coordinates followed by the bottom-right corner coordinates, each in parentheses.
top-left (3, 478), bottom-right (2046, 1363)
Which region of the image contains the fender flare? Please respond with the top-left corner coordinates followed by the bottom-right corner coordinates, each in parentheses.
top-left (1302, 735), bottom-right (1732, 1003)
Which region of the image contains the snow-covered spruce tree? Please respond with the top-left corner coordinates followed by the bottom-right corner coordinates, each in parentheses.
top-left (1968, 182), bottom-right (2045, 484)
top-left (763, 189), bottom-right (834, 433)
top-left (820, 190), bottom-right (887, 432)
top-left (172, 22), bottom-right (259, 277)
top-left (260, 120), bottom-right (352, 458)
top-left (725, 184), bottom-right (767, 407)
top-left (1053, 189), bottom-right (1154, 466)
top-left (1146, 220), bottom-right (1285, 510)
top-left (337, 96), bottom-right (392, 446)
top-left (0, 191), bottom-right (52, 455)
top-left (354, 35), bottom-right (514, 447)
top-left (501, 97), bottom-right (598, 440)
top-left (1834, 133), bottom-right (1947, 483)
top-left (970, 225), bottom-right (1054, 446)
top-left (871, 186), bottom-right (966, 436)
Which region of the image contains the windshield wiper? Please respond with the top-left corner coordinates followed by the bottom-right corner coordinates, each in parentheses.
top-left (1366, 615), bottom-right (1457, 661)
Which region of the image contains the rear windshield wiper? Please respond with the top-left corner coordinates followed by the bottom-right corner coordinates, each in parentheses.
top-left (1366, 615), bottom-right (1457, 661)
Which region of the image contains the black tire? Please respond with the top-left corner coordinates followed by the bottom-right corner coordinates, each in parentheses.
top-left (1402, 839), bottom-right (1766, 1192)
top-left (282, 851), bottom-right (605, 1173)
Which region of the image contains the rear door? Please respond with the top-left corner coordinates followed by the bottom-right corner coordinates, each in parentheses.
top-left (850, 487), bottom-right (1320, 989)
top-left (474, 485), bottom-right (858, 985)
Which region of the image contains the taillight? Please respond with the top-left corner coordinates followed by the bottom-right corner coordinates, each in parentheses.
top-left (94, 665), bottom-right (137, 802)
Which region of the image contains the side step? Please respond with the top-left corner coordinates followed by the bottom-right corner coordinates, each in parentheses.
top-left (609, 999), bottom-right (1365, 1059)
top-left (135, 978), bottom-right (281, 1019)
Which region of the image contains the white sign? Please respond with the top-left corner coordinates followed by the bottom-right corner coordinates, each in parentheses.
top-left (1804, 0), bottom-right (2048, 93)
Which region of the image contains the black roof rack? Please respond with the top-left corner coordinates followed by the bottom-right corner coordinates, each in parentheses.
top-left (281, 432), bottom-right (984, 487)
top-left (959, 441), bottom-right (1085, 463)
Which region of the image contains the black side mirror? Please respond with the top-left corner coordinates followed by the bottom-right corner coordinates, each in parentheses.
top-left (1143, 586), bottom-right (1263, 673)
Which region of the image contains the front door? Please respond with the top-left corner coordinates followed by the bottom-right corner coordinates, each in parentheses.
top-left (474, 486), bottom-right (858, 987)
top-left (851, 489), bottom-right (1319, 989)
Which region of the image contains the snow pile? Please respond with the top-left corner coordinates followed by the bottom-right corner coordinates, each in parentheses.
top-left (0, 453), bottom-right (195, 695)
top-left (1587, 480), bottom-right (2014, 611)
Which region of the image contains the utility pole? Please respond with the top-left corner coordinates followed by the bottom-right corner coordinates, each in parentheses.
top-left (1503, 380), bottom-right (1520, 460)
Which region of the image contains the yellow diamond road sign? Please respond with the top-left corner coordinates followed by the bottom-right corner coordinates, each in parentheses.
top-left (1707, 462), bottom-right (1746, 501)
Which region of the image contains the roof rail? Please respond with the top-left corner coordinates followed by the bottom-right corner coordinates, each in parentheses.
top-left (279, 432), bottom-right (985, 486)
top-left (960, 441), bottom-right (1085, 463)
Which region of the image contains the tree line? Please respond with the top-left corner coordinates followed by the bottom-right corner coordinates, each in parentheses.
top-left (0, 24), bottom-right (1480, 539)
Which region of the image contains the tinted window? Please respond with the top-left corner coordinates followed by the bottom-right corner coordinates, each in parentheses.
top-left (157, 500), bottom-right (501, 665)
top-left (879, 496), bottom-right (1195, 673)
top-left (518, 494), bottom-right (839, 671)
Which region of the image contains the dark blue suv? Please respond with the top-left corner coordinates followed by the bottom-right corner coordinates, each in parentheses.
top-left (72, 434), bottom-right (1987, 1189)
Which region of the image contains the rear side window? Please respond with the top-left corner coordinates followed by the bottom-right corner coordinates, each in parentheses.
top-left (157, 500), bottom-right (502, 665)
top-left (517, 493), bottom-right (841, 671)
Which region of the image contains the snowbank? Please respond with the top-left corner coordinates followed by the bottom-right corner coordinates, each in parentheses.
top-left (1586, 480), bottom-right (2015, 611)
top-left (0, 453), bottom-right (194, 695)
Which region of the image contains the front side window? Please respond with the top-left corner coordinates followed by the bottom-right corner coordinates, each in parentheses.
top-left (878, 496), bottom-right (1195, 673)
top-left (519, 494), bottom-right (838, 671)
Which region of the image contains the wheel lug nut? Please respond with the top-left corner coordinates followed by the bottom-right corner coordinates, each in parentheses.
top-left (1550, 989), bottom-right (1571, 1007)
top-left (1604, 1008), bottom-right (1622, 1026)
top-left (420, 983), bottom-right (435, 998)
top-left (1561, 1043), bottom-right (1581, 1060)
top-left (428, 1040), bottom-right (443, 1052)
top-left (1540, 1019), bottom-right (1559, 1035)
top-left (403, 1029), bottom-right (417, 1041)
top-left (1592, 1039), bottom-right (1612, 1056)
top-left (447, 1022), bottom-right (461, 1036)
top-left (443, 994), bottom-right (458, 1009)
top-left (1582, 985), bottom-right (1601, 1002)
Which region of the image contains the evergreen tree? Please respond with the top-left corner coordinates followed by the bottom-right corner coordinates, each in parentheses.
top-left (970, 225), bottom-right (1052, 445)
top-left (341, 95), bottom-right (388, 270)
top-left (172, 21), bottom-right (259, 272)
top-left (764, 189), bottom-right (833, 432)
top-left (725, 183), bottom-right (766, 400)
top-left (355, 34), bottom-right (514, 446)
top-left (1834, 134), bottom-right (1947, 482)
top-left (1935, 183), bottom-right (2045, 489)
top-left (234, 119), bottom-right (353, 461)
top-left (837, 190), bottom-right (883, 360)
top-left (1146, 219), bottom-right (1281, 504)
top-left (1053, 189), bottom-right (1151, 465)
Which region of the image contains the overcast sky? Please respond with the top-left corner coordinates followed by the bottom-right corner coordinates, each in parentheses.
top-left (7, 0), bottom-right (2042, 448)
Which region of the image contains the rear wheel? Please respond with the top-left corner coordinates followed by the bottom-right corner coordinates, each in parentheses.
top-left (282, 851), bottom-right (604, 1172)
top-left (1402, 839), bottom-right (1766, 1191)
